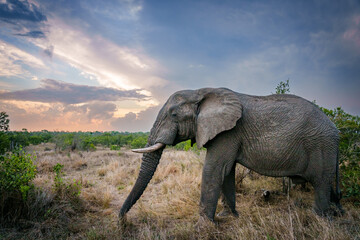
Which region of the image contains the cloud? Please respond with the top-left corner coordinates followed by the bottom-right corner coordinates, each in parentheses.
top-left (111, 105), bottom-right (161, 132)
top-left (0, 0), bottom-right (48, 40)
top-left (0, 39), bottom-right (46, 77)
top-left (343, 15), bottom-right (360, 49)
top-left (64, 102), bottom-right (117, 120)
top-left (90, 0), bottom-right (143, 21)
top-left (29, 17), bottom-right (168, 91)
top-left (0, 0), bottom-right (47, 22)
top-left (15, 30), bottom-right (46, 38)
top-left (42, 45), bottom-right (53, 58)
top-left (0, 79), bottom-right (147, 104)
top-left (1, 99), bottom-right (160, 132)
top-left (0, 1), bottom-right (171, 131)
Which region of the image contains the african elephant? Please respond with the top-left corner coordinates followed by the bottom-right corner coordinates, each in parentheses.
top-left (120, 87), bottom-right (343, 221)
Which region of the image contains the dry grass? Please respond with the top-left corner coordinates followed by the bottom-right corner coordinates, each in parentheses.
top-left (2, 143), bottom-right (359, 239)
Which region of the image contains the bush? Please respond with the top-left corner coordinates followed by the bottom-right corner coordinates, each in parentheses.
top-left (89, 143), bottom-right (97, 151)
top-left (173, 140), bottom-right (202, 155)
top-left (130, 136), bottom-right (148, 148)
top-left (110, 145), bottom-right (120, 150)
top-left (0, 131), bottom-right (10, 154)
top-left (0, 148), bottom-right (37, 223)
top-left (0, 147), bottom-right (37, 200)
top-left (321, 107), bottom-right (360, 203)
top-left (52, 163), bottom-right (82, 203)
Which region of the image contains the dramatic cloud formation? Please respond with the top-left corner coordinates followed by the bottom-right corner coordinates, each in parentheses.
top-left (0, 0), bottom-right (47, 38)
top-left (0, 40), bottom-right (46, 77)
top-left (0, 0), bottom-right (359, 131)
top-left (30, 17), bottom-right (167, 91)
top-left (0, 79), bottom-right (147, 104)
top-left (111, 106), bottom-right (161, 132)
top-left (0, 0), bottom-right (46, 22)
top-left (1, 99), bottom-right (156, 132)
top-left (0, 78), bottom-right (157, 131)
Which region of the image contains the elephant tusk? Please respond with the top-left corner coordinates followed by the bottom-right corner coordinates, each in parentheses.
top-left (132, 143), bottom-right (165, 153)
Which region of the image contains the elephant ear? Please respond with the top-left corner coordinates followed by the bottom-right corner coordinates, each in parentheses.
top-left (196, 88), bottom-right (242, 148)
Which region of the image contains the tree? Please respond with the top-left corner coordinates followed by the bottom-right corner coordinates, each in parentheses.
top-left (0, 112), bottom-right (10, 154)
top-left (0, 112), bottom-right (9, 132)
top-left (275, 79), bottom-right (290, 94)
top-left (320, 107), bottom-right (360, 201)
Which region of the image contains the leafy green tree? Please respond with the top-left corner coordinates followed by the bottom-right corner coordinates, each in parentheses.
top-left (275, 79), bottom-right (290, 94)
top-left (0, 112), bottom-right (9, 132)
top-left (7, 132), bottom-right (30, 150)
top-left (320, 107), bottom-right (360, 201)
top-left (53, 133), bottom-right (74, 151)
top-left (0, 132), bottom-right (9, 154)
top-left (130, 136), bottom-right (148, 148)
top-left (0, 112), bottom-right (10, 154)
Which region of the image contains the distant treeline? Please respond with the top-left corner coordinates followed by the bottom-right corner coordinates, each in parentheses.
top-left (0, 131), bottom-right (149, 153)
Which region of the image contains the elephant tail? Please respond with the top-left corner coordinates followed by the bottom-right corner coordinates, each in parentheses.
top-left (336, 150), bottom-right (342, 200)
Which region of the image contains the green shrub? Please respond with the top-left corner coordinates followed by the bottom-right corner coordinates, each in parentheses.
top-left (0, 131), bottom-right (10, 154)
top-left (0, 147), bottom-right (37, 200)
top-left (341, 166), bottom-right (360, 200)
top-left (320, 107), bottom-right (360, 203)
top-left (52, 163), bottom-right (82, 202)
top-left (53, 163), bottom-right (64, 190)
top-left (89, 143), bottom-right (96, 151)
top-left (110, 145), bottom-right (120, 150)
top-left (174, 140), bottom-right (202, 155)
top-left (0, 148), bottom-right (38, 224)
top-left (130, 137), bottom-right (148, 148)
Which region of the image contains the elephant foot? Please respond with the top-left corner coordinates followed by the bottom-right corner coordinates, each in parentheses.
top-left (314, 205), bottom-right (344, 218)
top-left (217, 208), bottom-right (239, 218)
top-left (331, 203), bottom-right (345, 217)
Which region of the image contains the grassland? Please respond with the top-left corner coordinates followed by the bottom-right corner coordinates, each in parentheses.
top-left (1, 144), bottom-right (359, 239)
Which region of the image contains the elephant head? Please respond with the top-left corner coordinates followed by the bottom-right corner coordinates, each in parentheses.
top-left (119, 88), bottom-right (242, 217)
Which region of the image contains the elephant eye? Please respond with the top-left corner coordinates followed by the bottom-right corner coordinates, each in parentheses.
top-left (171, 113), bottom-right (177, 117)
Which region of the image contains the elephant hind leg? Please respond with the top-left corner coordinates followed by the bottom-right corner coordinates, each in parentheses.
top-left (330, 186), bottom-right (345, 215)
top-left (313, 183), bottom-right (345, 216)
top-left (312, 182), bottom-right (332, 216)
top-left (307, 149), bottom-right (335, 216)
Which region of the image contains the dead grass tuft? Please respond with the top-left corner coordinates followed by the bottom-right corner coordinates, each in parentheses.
top-left (82, 185), bottom-right (114, 209)
top-left (97, 167), bottom-right (107, 177)
top-left (72, 157), bottom-right (88, 170)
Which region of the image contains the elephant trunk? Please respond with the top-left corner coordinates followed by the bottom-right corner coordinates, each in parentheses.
top-left (119, 146), bottom-right (164, 218)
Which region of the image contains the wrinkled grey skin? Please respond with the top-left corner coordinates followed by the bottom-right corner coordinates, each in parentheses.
top-left (120, 88), bottom-right (343, 221)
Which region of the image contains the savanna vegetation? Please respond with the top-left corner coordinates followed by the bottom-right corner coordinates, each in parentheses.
top-left (0, 82), bottom-right (359, 239)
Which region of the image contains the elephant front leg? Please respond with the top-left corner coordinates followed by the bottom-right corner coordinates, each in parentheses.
top-left (199, 164), bottom-right (222, 221)
top-left (217, 163), bottom-right (239, 217)
top-left (199, 154), bottom-right (237, 221)
top-left (198, 130), bottom-right (240, 221)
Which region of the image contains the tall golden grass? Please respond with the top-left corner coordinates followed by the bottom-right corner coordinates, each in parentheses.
top-left (4, 144), bottom-right (359, 239)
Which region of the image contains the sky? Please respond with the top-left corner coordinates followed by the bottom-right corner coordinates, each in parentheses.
top-left (0, 0), bottom-right (359, 132)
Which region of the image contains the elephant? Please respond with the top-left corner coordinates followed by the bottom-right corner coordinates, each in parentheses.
top-left (119, 87), bottom-right (343, 221)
